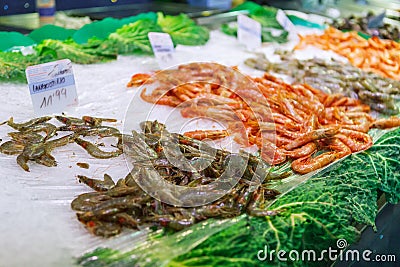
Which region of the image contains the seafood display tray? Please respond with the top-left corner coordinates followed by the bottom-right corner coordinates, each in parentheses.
top-left (0, 27), bottom-right (393, 267)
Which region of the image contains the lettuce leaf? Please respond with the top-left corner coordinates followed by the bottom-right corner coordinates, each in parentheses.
top-left (222, 2), bottom-right (288, 44)
top-left (107, 19), bottom-right (162, 54)
top-left (231, 2), bottom-right (283, 29)
top-left (359, 129), bottom-right (400, 203)
top-left (35, 39), bottom-right (117, 64)
top-left (157, 13), bottom-right (209, 46)
top-left (221, 23), bottom-right (288, 44)
top-left (0, 51), bottom-right (52, 82)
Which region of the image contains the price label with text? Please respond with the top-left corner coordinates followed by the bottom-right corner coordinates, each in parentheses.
top-left (26, 59), bottom-right (78, 116)
top-left (237, 14), bottom-right (262, 50)
top-left (276, 9), bottom-right (297, 33)
top-left (148, 32), bottom-right (176, 69)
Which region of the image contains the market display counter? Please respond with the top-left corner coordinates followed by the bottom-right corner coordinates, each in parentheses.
top-left (0, 2), bottom-right (400, 267)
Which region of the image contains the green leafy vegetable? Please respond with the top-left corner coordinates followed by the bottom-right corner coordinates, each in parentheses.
top-left (231, 2), bottom-right (283, 29)
top-left (221, 2), bottom-right (288, 43)
top-left (171, 164), bottom-right (371, 266)
top-left (77, 127), bottom-right (400, 267)
top-left (73, 12), bottom-right (157, 44)
top-left (157, 13), bottom-right (209, 46)
top-left (261, 30), bottom-right (288, 43)
top-left (249, 7), bottom-right (283, 29)
top-left (77, 218), bottom-right (243, 267)
top-left (73, 17), bottom-right (123, 45)
top-left (221, 23), bottom-right (288, 44)
top-left (221, 23), bottom-right (237, 37)
top-left (0, 37), bottom-right (117, 82)
top-left (35, 39), bottom-right (117, 64)
top-left (0, 51), bottom-right (52, 82)
top-left (107, 19), bottom-right (162, 54)
top-left (360, 129), bottom-right (400, 203)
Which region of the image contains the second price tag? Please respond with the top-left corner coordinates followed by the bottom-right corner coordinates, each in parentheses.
top-left (237, 14), bottom-right (262, 51)
top-left (148, 32), bottom-right (176, 69)
top-left (276, 9), bottom-right (297, 33)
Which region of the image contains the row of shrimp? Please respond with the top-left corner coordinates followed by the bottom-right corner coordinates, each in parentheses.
top-left (294, 27), bottom-right (400, 80)
top-left (0, 115), bottom-right (121, 171)
top-left (128, 62), bottom-right (252, 107)
top-left (73, 171), bottom-right (280, 237)
top-left (127, 62), bottom-right (400, 174)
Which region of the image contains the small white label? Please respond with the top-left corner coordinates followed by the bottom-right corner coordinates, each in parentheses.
top-left (148, 32), bottom-right (176, 69)
top-left (276, 9), bottom-right (297, 33)
top-left (237, 14), bottom-right (262, 51)
top-left (26, 59), bottom-right (78, 116)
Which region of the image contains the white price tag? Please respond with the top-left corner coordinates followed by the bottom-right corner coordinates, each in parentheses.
top-left (148, 32), bottom-right (176, 69)
top-left (276, 9), bottom-right (297, 33)
top-left (237, 14), bottom-right (262, 51)
top-left (26, 59), bottom-right (78, 116)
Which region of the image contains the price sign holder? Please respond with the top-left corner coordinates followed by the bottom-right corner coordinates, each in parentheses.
top-left (276, 10), bottom-right (297, 34)
top-left (26, 59), bottom-right (78, 116)
top-left (237, 14), bottom-right (262, 51)
top-left (148, 32), bottom-right (176, 69)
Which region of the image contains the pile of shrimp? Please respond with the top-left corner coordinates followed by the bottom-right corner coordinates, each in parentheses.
top-left (294, 27), bottom-right (400, 80)
top-left (127, 62), bottom-right (400, 174)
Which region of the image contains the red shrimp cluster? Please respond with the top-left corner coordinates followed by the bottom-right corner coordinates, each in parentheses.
top-left (127, 63), bottom-right (400, 174)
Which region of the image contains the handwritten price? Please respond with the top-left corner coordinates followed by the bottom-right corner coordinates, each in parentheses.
top-left (40, 88), bottom-right (67, 109)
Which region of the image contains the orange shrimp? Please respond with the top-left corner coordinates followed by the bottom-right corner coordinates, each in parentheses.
top-left (291, 152), bottom-right (337, 174)
top-left (285, 127), bottom-right (339, 150)
top-left (345, 112), bottom-right (374, 122)
top-left (302, 114), bottom-right (319, 133)
top-left (371, 116), bottom-right (400, 129)
top-left (180, 106), bottom-right (240, 122)
top-left (260, 139), bottom-right (287, 165)
top-left (336, 129), bottom-right (373, 152)
top-left (155, 96), bottom-right (182, 107)
top-left (326, 138), bottom-right (351, 159)
top-left (292, 95), bottom-right (323, 115)
top-left (184, 93), bottom-right (243, 108)
top-left (331, 97), bottom-right (361, 107)
top-left (284, 142), bottom-right (317, 159)
top-left (183, 129), bottom-right (229, 140)
top-left (295, 27), bottom-right (400, 80)
top-left (258, 132), bottom-right (292, 147)
top-left (302, 83), bottom-right (327, 101)
top-left (281, 98), bottom-right (308, 122)
top-left (140, 88), bottom-right (160, 104)
top-left (228, 122), bottom-right (251, 146)
top-left (341, 117), bottom-right (370, 133)
top-left (172, 84), bottom-right (198, 101)
top-left (276, 125), bottom-right (302, 140)
top-left (345, 105), bottom-right (371, 113)
top-left (271, 112), bottom-right (298, 126)
top-left (127, 73), bottom-right (152, 87)
top-left (323, 93), bottom-right (344, 107)
top-left (139, 88), bottom-right (182, 107)
top-left (321, 107), bottom-right (346, 123)
top-left (235, 88), bottom-right (265, 104)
